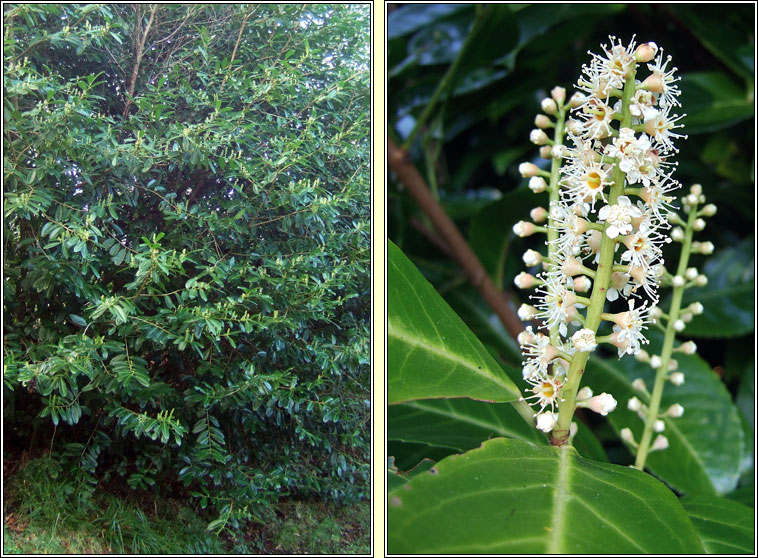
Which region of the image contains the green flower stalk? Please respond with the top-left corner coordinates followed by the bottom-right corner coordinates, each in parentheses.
top-left (512, 37), bottom-right (688, 446)
top-left (621, 184), bottom-right (714, 469)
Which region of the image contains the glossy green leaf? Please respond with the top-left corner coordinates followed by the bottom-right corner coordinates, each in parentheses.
top-left (388, 438), bottom-right (705, 554)
top-left (679, 72), bottom-right (754, 134)
top-left (680, 495), bottom-right (754, 554)
top-left (387, 4), bottom-right (470, 41)
top-left (388, 399), bottom-right (544, 451)
top-left (388, 241), bottom-right (520, 404)
top-left (585, 347), bottom-right (744, 496)
top-left (388, 440), bottom-right (458, 472)
top-left (680, 239), bottom-right (754, 338)
top-left (671, 6), bottom-right (754, 80)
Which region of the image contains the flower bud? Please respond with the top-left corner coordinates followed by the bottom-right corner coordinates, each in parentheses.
top-left (530, 206), bottom-right (548, 223)
top-left (672, 275), bottom-right (685, 287)
top-left (569, 92), bottom-right (585, 108)
top-left (534, 114), bottom-right (552, 129)
top-left (634, 41), bottom-right (658, 63)
top-left (522, 249), bottom-right (543, 267)
top-left (649, 355), bottom-right (662, 369)
top-left (685, 193), bottom-right (699, 206)
top-left (587, 393), bottom-right (617, 415)
top-left (572, 275), bottom-right (592, 293)
top-left (654, 419), bottom-right (666, 433)
top-left (693, 218), bottom-right (706, 231)
top-left (688, 302), bottom-right (704, 315)
top-left (550, 86), bottom-right (566, 105)
top-left (517, 303), bottom-right (538, 321)
top-left (667, 212), bottom-right (683, 225)
top-left (552, 144), bottom-right (567, 159)
top-left (680, 341), bottom-right (697, 355)
top-left (673, 319), bottom-right (685, 331)
top-left (666, 403), bottom-right (684, 418)
top-left (690, 183), bottom-right (703, 196)
top-left (514, 271), bottom-right (538, 289)
top-left (565, 118), bottom-right (583, 134)
top-left (576, 386), bottom-right (594, 402)
top-left (528, 176), bottom-right (548, 193)
top-left (518, 329), bottom-right (536, 345)
top-left (539, 145), bottom-right (553, 159)
top-left (530, 128), bottom-right (549, 145)
top-left (695, 274), bottom-right (708, 286)
top-left (635, 349), bottom-right (650, 363)
top-left (536, 412), bottom-right (558, 432)
top-left (671, 227), bottom-right (684, 241)
top-left (685, 267), bottom-right (698, 280)
top-left (680, 312), bottom-right (693, 323)
top-left (669, 372), bottom-right (685, 386)
top-left (519, 162), bottom-right (540, 178)
top-left (699, 241), bottom-right (714, 255)
top-left (620, 427), bottom-right (636, 445)
top-left (632, 378), bottom-right (647, 392)
top-left (513, 221), bottom-right (537, 238)
top-left (701, 203), bottom-right (717, 217)
top-left (627, 396), bottom-right (642, 412)
top-left (541, 98), bottom-right (557, 115)
top-left (651, 434), bottom-right (669, 451)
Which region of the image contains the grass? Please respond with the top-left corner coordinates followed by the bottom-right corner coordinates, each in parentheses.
top-left (3, 454), bottom-right (371, 555)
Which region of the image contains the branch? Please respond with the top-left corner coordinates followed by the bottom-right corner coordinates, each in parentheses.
top-left (388, 138), bottom-right (524, 341)
top-left (123, 4), bottom-right (157, 117)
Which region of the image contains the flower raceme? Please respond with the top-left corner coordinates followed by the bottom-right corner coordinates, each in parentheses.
top-left (514, 37), bottom-right (687, 445)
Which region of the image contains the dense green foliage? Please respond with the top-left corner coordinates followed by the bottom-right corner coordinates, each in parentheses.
top-left (4, 3), bottom-right (370, 531)
top-left (388, 3), bottom-right (754, 553)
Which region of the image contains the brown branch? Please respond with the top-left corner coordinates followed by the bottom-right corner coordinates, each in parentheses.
top-left (123, 4), bottom-right (157, 117)
top-left (388, 138), bottom-right (524, 341)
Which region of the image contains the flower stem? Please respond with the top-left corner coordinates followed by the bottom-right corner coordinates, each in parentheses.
top-left (633, 202), bottom-right (697, 469)
top-left (550, 69), bottom-right (637, 446)
top-left (547, 103), bottom-right (567, 345)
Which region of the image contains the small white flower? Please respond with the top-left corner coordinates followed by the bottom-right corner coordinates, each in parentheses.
top-left (521, 374), bottom-right (565, 417)
top-left (654, 419), bottom-right (666, 432)
top-left (571, 328), bottom-right (597, 352)
top-left (598, 196), bottom-right (643, 238)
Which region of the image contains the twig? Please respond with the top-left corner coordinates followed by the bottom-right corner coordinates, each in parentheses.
top-left (388, 138), bottom-right (524, 341)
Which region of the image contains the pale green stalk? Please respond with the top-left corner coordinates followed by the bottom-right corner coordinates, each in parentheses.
top-left (634, 204), bottom-right (697, 469)
top-left (551, 68), bottom-right (637, 446)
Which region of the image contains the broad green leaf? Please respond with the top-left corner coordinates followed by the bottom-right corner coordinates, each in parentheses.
top-left (671, 6), bottom-right (754, 80)
top-left (726, 479), bottom-right (755, 509)
top-left (679, 72), bottom-right (754, 135)
top-left (388, 399), bottom-right (544, 451)
top-left (585, 347), bottom-right (744, 496)
top-left (680, 495), bottom-right (754, 554)
top-left (388, 440), bottom-right (458, 472)
top-left (388, 241), bottom-right (520, 404)
top-left (387, 4), bottom-right (470, 41)
top-left (680, 239), bottom-right (754, 337)
top-left (388, 438), bottom-right (705, 554)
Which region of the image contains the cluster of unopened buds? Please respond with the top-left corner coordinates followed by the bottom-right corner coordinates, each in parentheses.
top-left (511, 37), bottom-right (707, 452)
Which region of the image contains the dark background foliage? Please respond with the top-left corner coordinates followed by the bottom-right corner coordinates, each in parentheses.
top-left (4, 3), bottom-right (370, 531)
top-left (388, 3), bottom-right (753, 475)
